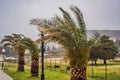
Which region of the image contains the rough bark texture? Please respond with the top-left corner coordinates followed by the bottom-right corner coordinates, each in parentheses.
top-left (17, 54), bottom-right (24, 72)
top-left (71, 66), bottom-right (87, 80)
top-left (31, 59), bottom-right (39, 76)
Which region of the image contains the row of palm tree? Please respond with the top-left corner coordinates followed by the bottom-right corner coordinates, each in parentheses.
top-left (31, 5), bottom-right (118, 80)
top-left (1, 34), bottom-right (40, 76)
top-left (1, 5), bottom-right (118, 80)
top-left (31, 6), bottom-right (95, 80)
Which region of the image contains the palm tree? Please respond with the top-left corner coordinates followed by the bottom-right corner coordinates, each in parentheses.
top-left (1, 33), bottom-right (26, 72)
top-left (31, 6), bottom-right (93, 80)
top-left (22, 37), bottom-right (40, 76)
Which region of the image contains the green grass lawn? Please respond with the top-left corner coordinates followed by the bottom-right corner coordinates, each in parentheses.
top-left (3, 61), bottom-right (120, 80)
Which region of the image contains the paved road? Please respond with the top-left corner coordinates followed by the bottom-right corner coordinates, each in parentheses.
top-left (0, 70), bottom-right (13, 80)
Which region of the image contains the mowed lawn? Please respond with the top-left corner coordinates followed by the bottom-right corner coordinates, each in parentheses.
top-left (3, 61), bottom-right (120, 80)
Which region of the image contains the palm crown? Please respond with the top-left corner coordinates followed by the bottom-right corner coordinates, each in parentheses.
top-left (32, 6), bottom-right (92, 67)
top-left (31, 5), bottom-right (93, 80)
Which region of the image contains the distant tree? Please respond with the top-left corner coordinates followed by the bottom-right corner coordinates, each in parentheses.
top-left (46, 46), bottom-right (51, 53)
top-left (90, 46), bottom-right (100, 64)
top-left (89, 32), bottom-right (101, 64)
top-left (89, 33), bottom-right (118, 64)
top-left (99, 35), bottom-right (118, 64)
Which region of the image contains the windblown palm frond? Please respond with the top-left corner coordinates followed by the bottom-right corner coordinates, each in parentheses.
top-left (91, 32), bottom-right (101, 46)
top-left (33, 6), bottom-right (91, 67)
top-left (22, 37), bottom-right (40, 54)
top-left (1, 33), bottom-right (26, 54)
top-left (31, 5), bottom-right (96, 80)
top-left (1, 33), bottom-right (27, 72)
top-left (1, 35), bottom-right (14, 44)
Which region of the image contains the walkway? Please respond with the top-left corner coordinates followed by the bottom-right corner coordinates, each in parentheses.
top-left (0, 70), bottom-right (13, 80)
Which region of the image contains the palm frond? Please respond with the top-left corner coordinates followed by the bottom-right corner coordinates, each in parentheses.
top-left (70, 6), bottom-right (87, 40)
top-left (3, 43), bottom-right (11, 47)
top-left (33, 6), bottom-right (94, 66)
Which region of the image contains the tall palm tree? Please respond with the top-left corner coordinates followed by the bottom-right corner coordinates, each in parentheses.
top-left (22, 37), bottom-right (40, 76)
top-left (31, 6), bottom-right (93, 80)
top-left (1, 33), bottom-right (26, 72)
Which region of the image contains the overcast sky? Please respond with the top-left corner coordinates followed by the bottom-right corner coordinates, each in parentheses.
top-left (0, 0), bottom-right (120, 40)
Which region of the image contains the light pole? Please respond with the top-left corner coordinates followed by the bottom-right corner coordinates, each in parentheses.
top-left (91, 59), bottom-right (94, 77)
top-left (2, 48), bottom-right (5, 70)
top-left (30, 19), bottom-right (46, 79)
top-left (41, 31), bottom-right (45, 80)
top-left (104, 48), bottom-right (108, 80)
top-left (31, 20), bottom-right (48, 80)
top-left (105, 58), bottom-right (107, 80)
top-left (37, 25), bottom-right (48, 80)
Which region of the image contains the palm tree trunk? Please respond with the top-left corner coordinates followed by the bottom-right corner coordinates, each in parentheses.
top-left (31, 59), bottom-right (39, 76)
top-left (71, 66), bottom-right (87, 80)
top-left (17, 54), bottom-right (24, 72)
top-left (94, 60), bottom-right (97, 65)
top-left (103, 58), bottom-right (106, 65)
